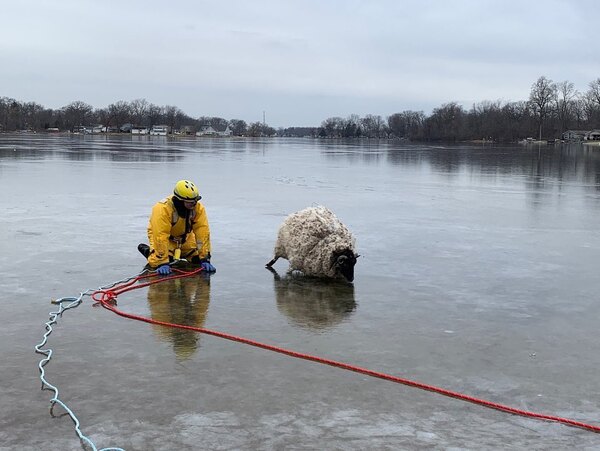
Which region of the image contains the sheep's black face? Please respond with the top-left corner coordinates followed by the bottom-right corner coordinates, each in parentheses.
top-left (334, 250), bottom-right (358, 282)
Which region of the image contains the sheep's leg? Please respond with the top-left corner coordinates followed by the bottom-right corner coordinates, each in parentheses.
top-left (265, 256), bottom-right (279, 267)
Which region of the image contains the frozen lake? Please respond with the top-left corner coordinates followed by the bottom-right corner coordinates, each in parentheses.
top-left (2, 134), bottom-right (600, 449)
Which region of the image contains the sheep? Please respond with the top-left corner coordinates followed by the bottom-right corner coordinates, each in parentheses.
top-left (265, 206), bottom-right (359, 282)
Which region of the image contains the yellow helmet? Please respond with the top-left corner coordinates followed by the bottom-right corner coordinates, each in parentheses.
top-left (173, 180), bottom-right (201, 201)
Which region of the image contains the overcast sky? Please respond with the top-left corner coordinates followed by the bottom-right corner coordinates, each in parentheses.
top-left (2, 0), bottom-right (598, 127)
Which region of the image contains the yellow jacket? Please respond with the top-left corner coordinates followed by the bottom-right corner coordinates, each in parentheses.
top-left (147, 196), bottom-right (211, 267)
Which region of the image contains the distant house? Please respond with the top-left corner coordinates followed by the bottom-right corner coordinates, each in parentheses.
top-left (196, 124), bottom-right (232, 137)
top-left (562, 130), bottom-right (589, 141)
top-left (131, 126), bottom-right (150, 135)
top-left (196, 125), bottom-right (217, 136)
top-left (584, 130), bottom-right (600, 141)
top-left (218, 125), bottom-right (233, 137)
top-left (150, 125), bottom-right (170, 136)
top-left (84, 125), bottom-right (103, 134)
top-left (120, 123), bottom-right (133, 133)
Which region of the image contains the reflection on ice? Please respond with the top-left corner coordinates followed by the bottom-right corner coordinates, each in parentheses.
top-left (267, 268), bottom-right (356, 330)
top-left (147, 275), bottom-right (211, 360)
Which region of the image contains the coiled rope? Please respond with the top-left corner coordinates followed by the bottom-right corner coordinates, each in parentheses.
top-left (34, 271), bottom-right (153, 451)
top-left (37, 268), bottom-right (600, 451)
top-left (35, 268), bottom-right (203, 450)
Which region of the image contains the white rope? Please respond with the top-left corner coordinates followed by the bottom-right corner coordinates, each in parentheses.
top-left (34, 271), bottom-right (150, 450)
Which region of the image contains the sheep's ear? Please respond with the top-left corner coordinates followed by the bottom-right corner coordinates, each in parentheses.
top-left (355, 254), bottom-right (360, 259)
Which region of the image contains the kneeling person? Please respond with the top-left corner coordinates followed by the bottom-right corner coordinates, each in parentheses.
top-left (139, 179), bottom-right (216, 275)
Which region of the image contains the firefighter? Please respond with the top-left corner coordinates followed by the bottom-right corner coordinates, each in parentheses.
top-left (138, 179), bottom-right (216, 275)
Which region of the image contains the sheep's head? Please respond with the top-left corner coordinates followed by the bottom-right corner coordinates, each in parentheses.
top-left (333, 249), bottom-right (358, 282)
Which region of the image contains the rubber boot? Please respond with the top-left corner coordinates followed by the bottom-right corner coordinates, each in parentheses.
top-left (138, 243), bottom-right (150, 258)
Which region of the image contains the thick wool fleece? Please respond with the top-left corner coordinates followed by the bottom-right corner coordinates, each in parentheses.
top-left (273, 206), bottom-right (356, 278)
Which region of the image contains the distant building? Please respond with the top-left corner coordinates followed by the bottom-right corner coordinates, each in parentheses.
top-left (150, 125), bottom-right (170, 136)
top-left (131, 126), bottom-right (150, 135)
top-left (196, 124), bottom-right (232, 137)
top-left (584, 130), bottom-right (600, 141)
top-left (84, 125), bottom-right (103, 134)
top-left (562, 130), bottom-right (589, 141)
top-left (120, 123), bottom-right (133, 133)
top-left (196, 125), bottom-right (217, 136)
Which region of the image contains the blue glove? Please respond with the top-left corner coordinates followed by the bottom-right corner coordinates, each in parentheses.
top-left (201, 261), bottom-right (216, 273)
top-left (157, 264), bottom-right (171, 275)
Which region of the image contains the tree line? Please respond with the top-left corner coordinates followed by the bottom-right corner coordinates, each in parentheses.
top-left (279, 76), bottom-right (600, 142)
top-left (2, 76), bottom-right (600, 142)
top-left (0, 97), bottom-right (276, 137)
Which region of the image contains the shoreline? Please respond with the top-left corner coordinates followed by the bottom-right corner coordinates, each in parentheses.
top-left (3, 130), bottom-right (600, 146)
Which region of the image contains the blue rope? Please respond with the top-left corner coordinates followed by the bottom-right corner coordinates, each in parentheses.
top-left (34, 272), bottom-right (149, 451)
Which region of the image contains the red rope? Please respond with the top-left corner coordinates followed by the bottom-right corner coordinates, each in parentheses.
top-left (92, 270), bottom-right (600, 434)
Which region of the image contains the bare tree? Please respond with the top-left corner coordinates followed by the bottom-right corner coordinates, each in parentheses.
top-left (107, 101), bottom-right (132, 128)
top-left (147, 103), bottom-right (163, 126)
top-left (199, 116), bottom-right (228, 130)
top-left (163, 105), bottom-right (182, 130)
top-left (497, 101), bottom-right (534, 142)
top-left (587, 78), bottom-right (600, 106)
top-left (247, 121), bottom-right (275, 137)
top-left (387, 112), bottom-right (406, 138)
top-left (130, 98), bottom-right (149, 125)
top-left (570, 96), bottom-right (587, 128)
top-left (529, 76), bottom-right (557, 140)
top-left (342, 114), bottom-right (361, 137)
top-left (467, 100), bottom-right (504, 140)
top-left (61, 100), bottom-right (94, 130)
top-left (387, 110), bottom-right (425, 139)
top-left (360, 114), bottom-right (385, 138)
top-left (555, 81), bottom-right (578, 133)
top-left (21, 101), bottom-right (47, 130)
top-left (229, 119), bottom-right (247, 136)
top-left (247, 121), bottom-right (263, 137)
top-left (425, 102), bottom-right (466, 141)
top-left (94, 107), bottom-right (110, 127)
top-left (584, 78), bottom-right (600, 126)
top-left (320, 117), bottom-right (344, 137)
